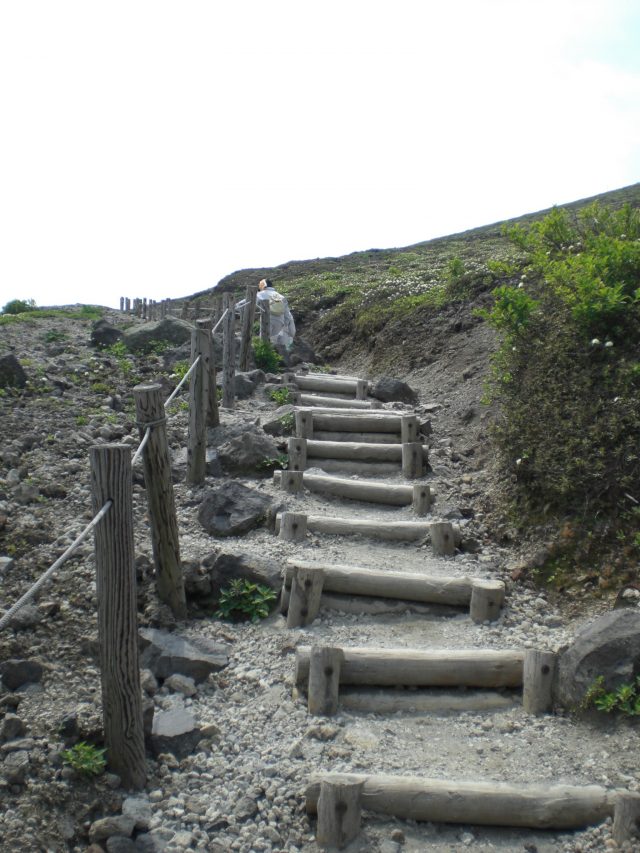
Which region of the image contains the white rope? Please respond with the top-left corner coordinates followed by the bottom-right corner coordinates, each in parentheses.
top-left (164, 355), bottom-right (201, 409)
top-left (212, 308), bottom-right (229, 335)
top-left (0, 501), bottom-right (113, 632)
top-left (131, 426), bottom-right (151, 465)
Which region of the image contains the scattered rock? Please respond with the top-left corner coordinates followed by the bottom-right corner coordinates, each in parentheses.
top-left (139, 627), bottom-right (229, 682)
top-left (216, 430), bottom-right (282, 476)
top-left (88, 815), bottom-right (135, 843)
top-left (0, 353), bottom-right (27, 388)
top-left (197, 482), bottom-right (277, 536)
top-left (149, 706), bottom-right (201, 759)
top-left (0, 659), bottom-right (43, 690)
top-left (370, 376), bottom-right (418, 404)
top-left (122, 318), bottom-right (193, 352)
top-left (90, 319), bottom-right (123, 348)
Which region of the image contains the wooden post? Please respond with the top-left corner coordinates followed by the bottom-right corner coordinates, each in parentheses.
top-left (522, 650), bottom-right (557, 715)
top-left (431, 521), bottom-right (456, 556)
top-left (412, 484), bottom-right (432, 516)
top-left (317, 776), bottom-right (364, 848)
top-left (142, 297), bottom-right (147, 320)
top-left (402, 442), bottom-right (424, 478)
top-left (186, 327), bottom-right (208, 485)
top-left (401, 415), bottom-right (419, 444)
top-left (308, 646), bottom-right (344, 717)
top-left (295, 410), bottom-right (314, 439)
top-left (355, 379), bottom-right (367, 401)
top-left (222, 293), bottom-right (235, 408)
top-left (90, 445), bottom-right (146, 790)
top-left (239, 285), bottom-right (258, 371)
top-left (470, 579), bottom-right (505, 623)
top-left (119, 297), bottom-right (124, 312)
top-left (287, 566), bottom-right (324, 628)
top-left (613, 793), bottom-right (640, 845)
top-left (279, 511), bottom-right (308, 542)
top-left (282, 470), bottom-right (304, 494)
top-left (125, 297), bottom-right (131, 313)
top-left (288, 437), bottom-right (307, 472)
top-left (134, 384), bottom-right (187, 619)
top-left (260, 298), bottom-right (271, 342)
top-left (196, 319), bottom-right (219, 427)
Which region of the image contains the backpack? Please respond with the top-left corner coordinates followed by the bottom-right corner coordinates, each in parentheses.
top-left (268, 291), bottom-right (286, 316)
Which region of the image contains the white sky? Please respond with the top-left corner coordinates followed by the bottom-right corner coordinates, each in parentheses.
top-left (1, 0), bottom-right (639, 310)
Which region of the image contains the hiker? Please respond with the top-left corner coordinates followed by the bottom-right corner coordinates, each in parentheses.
top-left (256, 278), bottom-right (296, 349)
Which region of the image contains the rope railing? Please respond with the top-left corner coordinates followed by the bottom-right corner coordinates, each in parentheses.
top-left (0, 353), bottom-right (203, 632)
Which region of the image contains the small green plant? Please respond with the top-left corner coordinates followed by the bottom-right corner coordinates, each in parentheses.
top-left (91, 381), bottom-right (111, 394)
top-left (215, 579), bottom-right (277, 623)
top-left (2, 298), bottom-right (37, 315)
top-left (581, 675), bottom-right (640, 716)
top-left (278, 412), bottom-right (295, 432)
top-left (252, 337), bottom-right (282, 372)
top-left (75, 415), bottom-right (88, 426)
top-left (258, 453), bottom-right (289, 471)
top-left (61, 741), bottom-right (107, 776)
top-left (43, 330), bottom-right (68, 343)
top-left (172, 360), bottom-right (190, 380)
top-left (269, 387), bottom-right (292, 406)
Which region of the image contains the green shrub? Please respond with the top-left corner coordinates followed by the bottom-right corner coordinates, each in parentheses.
top-left (269, 387), bottom-right (292, 406)
top-left (2, 298), bottom-right (36, 315)
top-left (215, 579), bottom-right (277, 623)
top-left (582, 676), bottom-right (640, 716)
top-left (61, 742), bottom-right (106, 776)
top-left (252, 338), bottom-right (282, 372)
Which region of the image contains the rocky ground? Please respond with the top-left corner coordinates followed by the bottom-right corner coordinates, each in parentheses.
top-left (1, 307), bottom-right (639, 852)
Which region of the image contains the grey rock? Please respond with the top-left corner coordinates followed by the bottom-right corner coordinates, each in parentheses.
top-left (123, 318), bottom-right (193, 352)
top-left (134, 832), bottom-right (171, 852)
top-left (0, 556), bottom-right (15, 574)
top-left (5, 605), bottom-right (43, 630)
top-left (149, 706), bottom-right (201, 759)
top-left (140, 669), bottom-right (159, 696)
top-left (233, 373), bottom-right (257, 400)
top-left (245, 368), bottom-right (267, 384)
top-left (197, 482), bottom-right (276, 537)
top-left (216, 430), bottom-right (281, 476)
top-left (3, 750), bottom-right (29, 784)
top-left (234, 794), bottom-right (259, 820)
top-left (262, 404), bottom-right (296, 437)
top-left (89, 815), bottom-right (136, 843)
top-left (106, 837), bottom-right (136, 853)
top-left (0, 714), bottom-right (26, 742)
top-left (202, 550), bottom-right (283, 598)
top-left (139, 627), bottom-right (229, 682)
top-left (370, 376), bottom-right (418, 404)
top-left (122, 795), bottom-right (152, 831)
top-left (557, 609), bottom-right (640, 708)
top-left (90, 319), bottom-right (123, 348)
top-left (164, 673), bottom-right (197, 697)
top-left (0, 353), bottom-right (27, 389)
top-left (0, 658), bottom-right (44, 690)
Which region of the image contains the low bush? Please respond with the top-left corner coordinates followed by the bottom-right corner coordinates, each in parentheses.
top-left (252, 338), bottom-right (282, 372)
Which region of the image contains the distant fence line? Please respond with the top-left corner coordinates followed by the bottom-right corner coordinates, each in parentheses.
top-left (1, 287), bottom-right (271, 788)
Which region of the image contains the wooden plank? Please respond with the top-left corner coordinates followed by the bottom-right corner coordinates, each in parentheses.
top-left (306, 515), bottom-right (429, 541)
top-left (307, 440), bottom-right (427, 462)
top-left (302, 473), bottom-right (413, 506)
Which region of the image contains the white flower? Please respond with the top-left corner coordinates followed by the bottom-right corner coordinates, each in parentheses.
top-left (605, 341), bottom-right (614, 348)
top-left (591, 338), bottom-right (600, 346)
top-left (516, 458), bottom-right (522, 466)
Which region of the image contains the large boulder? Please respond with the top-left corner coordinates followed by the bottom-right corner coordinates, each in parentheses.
top-left (262, 405), bottom-right (295, 437)
top-left (370, 376), bottom-right (418, 405)
top-left (90, 319), bottom-right (123, 348)
top-left (0, 353), bottom-right (27, 389)
top-left (281, 338), bottom-right (318, 368)
top-left (216, 430), bottom-right (282, 476)
top-left (556, 609), bottom-right (640, 708)
top-left (198, 482), bottom-right (277, 537)
top-left (0, 659), bottom-right (43, 691)
top-left (201, 551), bottom-right (283, 598)
top-left (123, 318), bottom-right (193, 353)
top-left (149, 706), bottom-right (201, 759)
top-left (138, 627), bottom-right (229, 682)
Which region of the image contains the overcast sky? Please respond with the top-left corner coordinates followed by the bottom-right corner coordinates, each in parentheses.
top-left (1, 1), bottom-right (639, 310)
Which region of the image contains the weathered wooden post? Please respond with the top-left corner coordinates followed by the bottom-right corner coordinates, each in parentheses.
top-left (134, 384), bottom-right (187, 619)
top-left (281, 470), bottom-right (304, 493)
top-left (186, 326), bottom-right (208, 484)
top-left (470, 579), bottom-right (505, 623)
top-left (222, 292), bottom-right (236, 408)
top-left (90, 444), bottom-right (146, 790)
top-left (196, 319), bottom-right (220, 427)
top-left (288, 437), bottom-right (307, 472)
top-left (355, 379), bottom-right (367, 401)
top-left (212, 295), bottom-right (223, 326)
top-left (142, 297), bottom-right (147, 320)
top-left (119, 297), bottom-right (125, 312)
top-left (613, 793), bottom-right (640, 845)
top-left (431, 521), bottom-right (456, 556)
top-left (295, 410), bottom-right (314, 439)
top-left (239, 285), bottom-right (258, 371)
top-left (401, 415), bottom-right (419, 443)
top-left (316, 775), bottom-right (364, 848)
top-left (402, 442), bottom-right (424, 478)
top-left (522, 649), bottom-right (557, 714)
top-left (260, 298), bottom-right (271, 342)
top-left (308, 646), bottom-right (344, 717)
top-left (412, 484), bottom-right (433, 516)
top-left (181, 301), bottom-right (188, 319)
top-left (287, 565), bottom-right (324, 628)
top-left (279, 511), bottom-right (308, 542)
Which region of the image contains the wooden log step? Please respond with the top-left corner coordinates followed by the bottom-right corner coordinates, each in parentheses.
top-left (298, 394), bottom-right (380, 410)
top-left (306, 515), bottom-right (430, 541)
top-left (300, 459), bottom-right (402, 476)
top-left (295, 647), bottom-right (524, 688)
top-left (309, 411), bottom-right (406, 433)
top-left (312, 430), bottom-right (400, 444)
top-left (330, 687), bottom-right (518, 714)
top-left (307, 440), bottom-right (427, 462)
top-left (294, 375), bottom-right (363, 395)
top-left (301, 473), bottom-right (414, 506)
top-left (305, 774), bottom-right (616, 830)
top-left (284, 560), bottom-right (473, 605)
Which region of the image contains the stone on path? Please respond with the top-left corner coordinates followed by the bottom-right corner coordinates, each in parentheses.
top-left (370, 376), bottom-right (418, 404)
top-left (216, 431), bottom-right (282, 476)
top-left (198, 482), bottom-right (277, 536)
top-left (149, 707), bottom-right (201, 759)
top-left (139, 627), bottom-right (229, 682)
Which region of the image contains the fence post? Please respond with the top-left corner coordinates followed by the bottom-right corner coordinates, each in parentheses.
top-left (222, 292), bottom-right (236, 408)
top-left (260, 298), bottom-right (271, 342)
top-left (90, 444), bottom-right (146, 790)
top-left (186, 327), bottom-right (208, 484)
top-left (134, 384), bottom-right (187, 618)
top-left (125, 297), bottom-right (131, 313)
top-left (239, 285), bottom-right (258, 371)
top-left (196, 319), bottom-right (220, 427)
